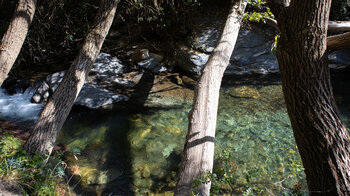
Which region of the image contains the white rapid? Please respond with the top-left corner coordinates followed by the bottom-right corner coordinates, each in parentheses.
top-left (0, 88), bottom-right (43, 123)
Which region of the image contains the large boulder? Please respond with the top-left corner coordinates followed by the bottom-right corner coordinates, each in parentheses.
top-left (176, 23), bottom-right (279, 75)
top-left (31, 53), bottom-right (129, 109)
top-left (137, 57), bottom-right (167, 74)
top-left (75, 83), bottom-right (128, 109)
top-left (87, 52), bottom-right (126, 86)
top-left (177, 21), bottom-right (350, 75)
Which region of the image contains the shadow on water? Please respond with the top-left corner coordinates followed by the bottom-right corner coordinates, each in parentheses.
top-left (128, 70), bottom-right (155, 109)
top-left (57, 70), bottom-right (350, 195)
top-left (101, 70), bottom-right (157, 195)
top-left (60, 109), bottom-right (134, 196)
top-left (60, 70), bottom-right (158, 195)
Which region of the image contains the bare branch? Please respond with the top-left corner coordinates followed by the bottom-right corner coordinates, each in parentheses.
top-left (328, 21), bottom-right (350, 32)
top-left (263, 17), bottom-right (279, 30)
top-left (262, 18), bottom-right (350, 33)
top-left (327, 31), bottom-right (350, 51)
top-left (258, 17), bottom-right (350, 52)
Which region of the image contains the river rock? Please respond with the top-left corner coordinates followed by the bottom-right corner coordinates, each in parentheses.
top-left (131, 49), bottom-right (150, 62)
top-left (328, 48), bottom-right (350, 71)
top-left (31, 81), bottom-right (50, 103)
top-left (142, 74), bottom-right (194, 107)
top-left (80, 168), bottom-right (122, 185)
top-left (137, 57), bottom-right (167, 74)
top-left (75, 83), bottom-right (128, 109)
top-left (31, 53), bottom-right (129, 109)
top-left (176, 23), bottom-right (279, 75)
top-left (46, 70), bottom-right (66, 92)
top-left (178, 21), bottom-right (350, 75)
top-left (88, 52), bottom-right (125, 86)
top-left (227, 86), bottom-right (260, 99)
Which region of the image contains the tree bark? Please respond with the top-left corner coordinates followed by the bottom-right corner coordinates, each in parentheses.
top-left (267, 0), bottom-right (350, 195)
top-left (24, 0), bottom-right (120, 156)
top-left (0, 0), bottom-right (36, 86)
top-left (174, 1), bottom-right (246, 196)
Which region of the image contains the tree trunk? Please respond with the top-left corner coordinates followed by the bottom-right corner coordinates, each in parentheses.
top-left (24, 0), bottom-right (120, 156)
top-left (175, 1), bottom-right (246, 196)
top-left (0, 0), bottom-right (36, 86)
top-left (267, 0), bottom-right (350, 195)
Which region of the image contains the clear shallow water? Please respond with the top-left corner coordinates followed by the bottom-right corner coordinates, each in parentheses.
top-left (57, 73), bottom-right (350, 196)
top-left (0, 73), bottom-right (349, 195)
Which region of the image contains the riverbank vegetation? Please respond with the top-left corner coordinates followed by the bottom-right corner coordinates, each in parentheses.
top-left (0, 133), bottom-right (67, 195)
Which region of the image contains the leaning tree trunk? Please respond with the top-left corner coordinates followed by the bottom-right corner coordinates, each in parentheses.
top-left (267, 0), bottom-right (350, 195)
top-left (0, 0), bottom-right (37, 86)
top-left (24, 0), bottom-right (120, 156)
top-left (175, 1), bottom-right (246, 196)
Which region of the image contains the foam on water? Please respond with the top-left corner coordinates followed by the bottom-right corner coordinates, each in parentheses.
top-left (0, 88), bottom-right (43, 122)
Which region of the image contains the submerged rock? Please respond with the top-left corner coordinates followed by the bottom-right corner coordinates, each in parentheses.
top-left (227, 86), bottom-right (260, 99)
top-left (78, 167), bottom-right (122, 185)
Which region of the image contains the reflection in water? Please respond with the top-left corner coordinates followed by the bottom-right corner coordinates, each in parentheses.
top-left (57, 73), bottom-right (349, 195)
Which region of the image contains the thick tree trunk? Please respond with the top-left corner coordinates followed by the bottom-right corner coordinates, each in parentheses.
top-left (0, 0), bottom-right (36, 86)
top-left (268, 0), bottom-right (350, 195)
top-left (24, 0), bottom-right (120, 156)
top-left (174, 1), bottom-right (246, 196)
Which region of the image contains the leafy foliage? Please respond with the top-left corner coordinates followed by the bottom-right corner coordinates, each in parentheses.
top-left (271, 34), bottom-right (279, 53)
top-left (119, 0), bottom-right (202, 39)
top-left (0, 134), bottom-right (68, 195)
top-left (243, 0), bottom-right (274, 23)
top-left (122, 0), bottom-right (200, 23)
top-left (12, 0), bottom-right (99, 74)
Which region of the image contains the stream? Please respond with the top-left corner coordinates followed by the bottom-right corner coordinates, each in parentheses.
top-left (0, 72), bottom-right (349, 195)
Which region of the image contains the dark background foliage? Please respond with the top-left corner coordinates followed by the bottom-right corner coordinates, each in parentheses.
top-left (0, 0), bottom-right (348, 78)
